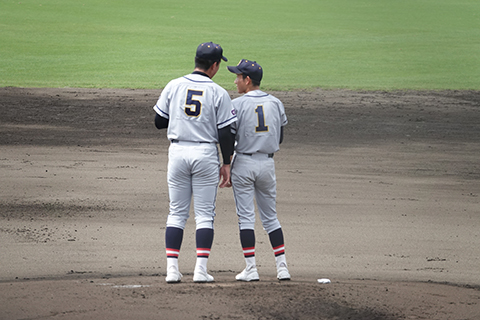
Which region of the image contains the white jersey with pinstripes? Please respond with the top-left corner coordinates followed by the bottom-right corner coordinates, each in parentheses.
top-left (153, 73), bottom-right (237, 142)
top-left (231, 90), bottom-right (288, 154)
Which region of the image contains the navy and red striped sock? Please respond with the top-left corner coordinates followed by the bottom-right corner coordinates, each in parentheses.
top-left (165, 226), bottom-right (183, 259)
top-left (240, 229), bottom-right (255, 257)
top-left (268, 228), bottom-right (285, 257)
top-left (196, 228), bottom-right (214, 259)
top-left (240, 229), bottom-right (256, 269)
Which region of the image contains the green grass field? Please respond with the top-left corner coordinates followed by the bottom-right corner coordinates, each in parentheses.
top-left (1, 0), bottom-right (479, 91)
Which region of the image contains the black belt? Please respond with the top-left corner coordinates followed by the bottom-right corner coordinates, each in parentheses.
top-left (171, 139), bottom-right (210, 144)
top-left (241, 153), bottom-right (274, 158)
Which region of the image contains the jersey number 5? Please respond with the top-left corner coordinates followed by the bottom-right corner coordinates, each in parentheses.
top-left (185, 89), bottom-right (203, 117)
top-left (255, 105), bottom-right (269, 132)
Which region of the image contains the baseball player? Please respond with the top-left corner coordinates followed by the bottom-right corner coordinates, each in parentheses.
top-left (153, 42), bottom-right (237, 283)
top-left (227, 59), bottom-right (290, 281)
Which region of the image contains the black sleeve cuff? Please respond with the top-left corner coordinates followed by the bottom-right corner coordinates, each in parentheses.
top-left (218, 125), bottom-right (235, 164)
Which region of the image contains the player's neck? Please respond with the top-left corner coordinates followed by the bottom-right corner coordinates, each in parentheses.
top-left (193, 62), bottom-right (219, 79)
top-left (192, 69), bottom-right (211, 79)
top-left (244, 86), bottom-right (260, 94)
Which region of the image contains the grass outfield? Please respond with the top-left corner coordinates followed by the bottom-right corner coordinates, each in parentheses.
top-left (1, 0), bottom-right (479, 91)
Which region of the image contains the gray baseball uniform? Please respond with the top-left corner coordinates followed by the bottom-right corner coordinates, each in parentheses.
top-left (154, 73), bottom-right (237, 230)
top-left (230, 90), bottom-right (288, 232)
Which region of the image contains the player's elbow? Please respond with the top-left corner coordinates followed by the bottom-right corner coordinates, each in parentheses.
top-left (155, 114), bottom-right (169, 129)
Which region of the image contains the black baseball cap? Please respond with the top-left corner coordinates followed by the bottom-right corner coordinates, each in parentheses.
top-left (196, 42), bottom-right (227, 62)
top-left (227, 59), bottom-right (263, 82)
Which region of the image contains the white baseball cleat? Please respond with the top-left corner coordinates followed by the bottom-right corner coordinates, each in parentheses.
top-left (236, 267), bottom-right (260, 282)
top-left (193, 269), bottom-right (215, 283)
top-left (165, 267), bottom-right (183, 283)
top-left (277, 266), bottom-right (291, 281)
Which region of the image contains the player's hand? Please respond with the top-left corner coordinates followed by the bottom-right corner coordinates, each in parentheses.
top-left (219, 164), bottom-right (232, 188)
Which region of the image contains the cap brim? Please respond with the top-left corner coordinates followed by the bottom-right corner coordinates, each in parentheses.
top-left (227, 66), bottom-right (241, 74)
top-left (222, 56), bottom-right (228, 62)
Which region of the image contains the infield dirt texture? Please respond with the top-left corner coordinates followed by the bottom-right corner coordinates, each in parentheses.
top-left (1, 87), bottom-right (479, 319)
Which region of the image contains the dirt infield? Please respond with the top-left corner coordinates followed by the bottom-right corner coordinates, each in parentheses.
top-left (1, 87), bottom-right (479, 319)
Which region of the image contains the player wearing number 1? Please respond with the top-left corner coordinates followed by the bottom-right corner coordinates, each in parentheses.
top-left (227, 59), bottom-right (290, 281)
top-left (153, 42), bottom-right (237, 283)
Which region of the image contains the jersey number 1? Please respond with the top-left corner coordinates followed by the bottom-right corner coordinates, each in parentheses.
top-left (185, 89), bottom-right (203, 117)
top-left (255, 105), bottom-right (269, 132)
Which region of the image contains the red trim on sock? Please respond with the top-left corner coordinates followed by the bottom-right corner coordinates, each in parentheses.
top-left (242, 246), bottom-right (255, 257)
top-left (196, 248), bottom-right (211, 257)
top-left (273, 245), bottom-right (285, 256)
top-left (166, 248), bottom-right (180, 258)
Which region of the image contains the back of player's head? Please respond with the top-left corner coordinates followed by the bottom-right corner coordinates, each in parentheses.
top-left (195, 42), bottom-right (227, 71)
top-left (196, 42), bottom-right (227, 62)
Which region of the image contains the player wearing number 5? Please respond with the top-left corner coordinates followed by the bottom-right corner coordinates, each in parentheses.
top-left (227, 59), bottom-right (290, 281)
top-left (153, 42), bottom-right (237, 283)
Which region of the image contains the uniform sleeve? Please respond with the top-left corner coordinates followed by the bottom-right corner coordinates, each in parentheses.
top-left (230, 120), bottom-right (237, 134)
top-left (230, 100), bottom-right (238, 134)
top-left (216, 89), bottom-right (237, 129)
top-left (153, 82), bottom-right (171, 119)
top-left (279, 100), bottom-right (288, 126)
